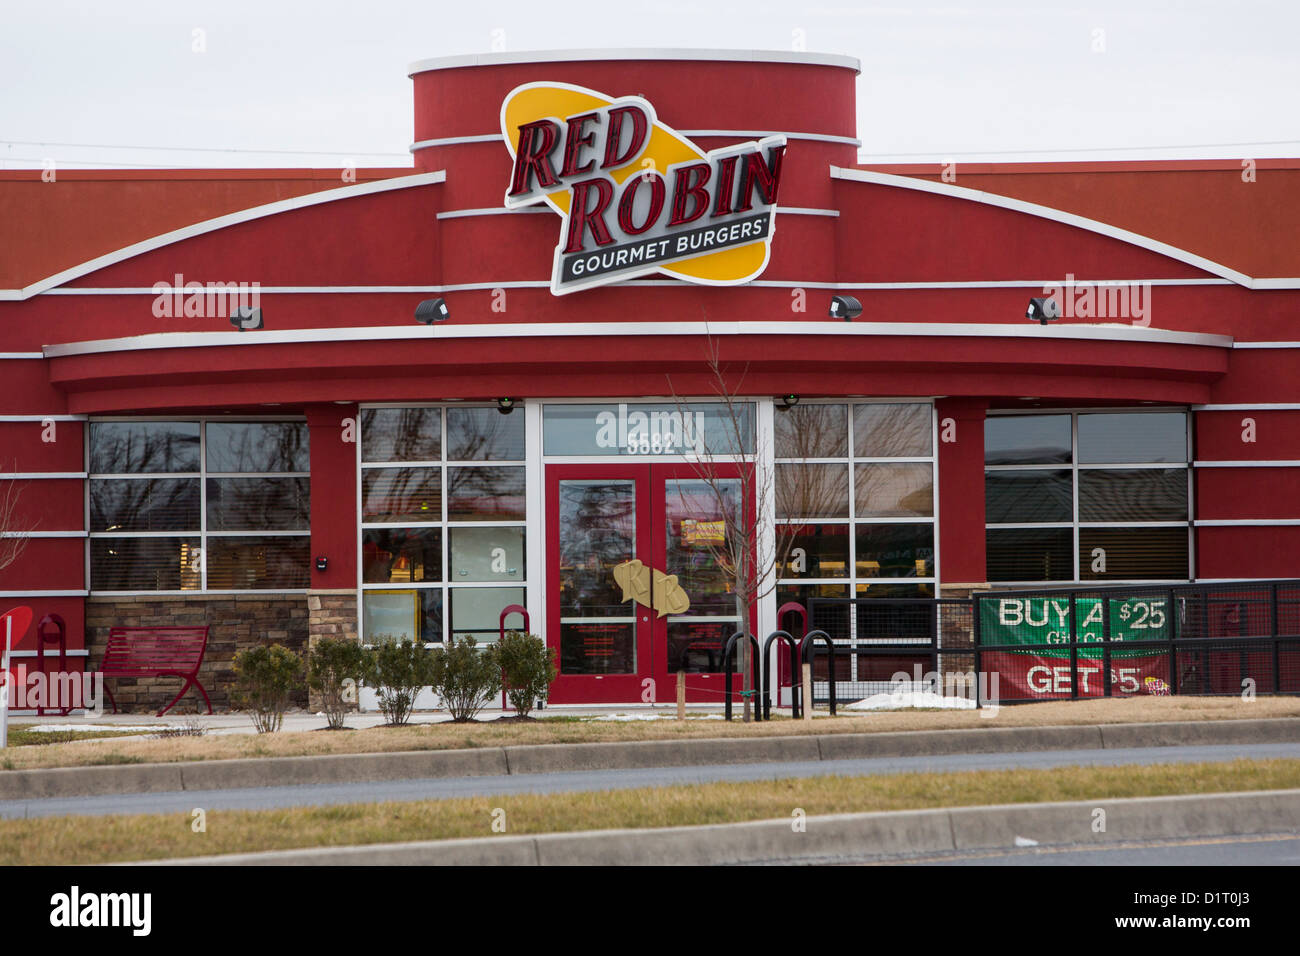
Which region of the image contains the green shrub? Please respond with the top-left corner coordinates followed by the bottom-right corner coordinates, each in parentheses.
top-left (431, 637), bottom-right (501, 722)
top-left (365, 637), bottom-right (437, 727)
top-left (308, 637), bottom-right (369, 730)
top-left (233, 644), bottom-right (303, 733)
top-left (495, 630), bottom-right (556, 718)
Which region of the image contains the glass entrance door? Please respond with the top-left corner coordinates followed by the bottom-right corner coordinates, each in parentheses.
top-left (547, 462), bottom-right (751, 705)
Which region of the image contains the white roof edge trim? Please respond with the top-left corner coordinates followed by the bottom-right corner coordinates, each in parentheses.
top-left (0, 171), bottom-right (447, 303)
top-left (42, 321), bottom-right (1234, 358)
top-left (408, 49), bottom-right (861, 75)
top-left (830, 166), bottom-right (1265, 290)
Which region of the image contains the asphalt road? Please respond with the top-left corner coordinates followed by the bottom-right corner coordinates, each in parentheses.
top-left (4, 741), bottom-right (1298, 820)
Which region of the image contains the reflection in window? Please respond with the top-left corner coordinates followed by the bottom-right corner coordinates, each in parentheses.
top-left (854, 403), bottom-right (932, 457)
top-left (360, 406), bottom-right (528, 644)
top-left (447, 467), bottom-right (525, 521)
top-left (89, 418), bottom-right (309, 592)
top-left (362, 468), bottom-right (442, 523)
top-left (854, 463), bottom-right (934, 517)
top-left (447, 407), bottom-right (525, 460)
top-left (984, 415), bottom-right (1071, 465)
top-left (90, 478), bottom-right (199, 532)
top-left (205, 422), bottom-right (308, 473)
top-left (90, 422), bottom-right (199, 474)
top-left (207, 477), bottom-right (309, 531)
top-left (361, 408), bottom-right (441, 463)
top-left (1078, 413), bottom-right (1187, 464)
top-left (775, 404), bottom-right (847, 458)
top-left (984, 411), bottom-right (1190, 582)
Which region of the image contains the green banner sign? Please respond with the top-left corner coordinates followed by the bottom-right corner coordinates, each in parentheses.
top-left (979, 596), bottom-right (1170, 658)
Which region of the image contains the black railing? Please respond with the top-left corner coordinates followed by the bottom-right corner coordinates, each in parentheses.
top-left (727, 580), bottom-right (1298, 718)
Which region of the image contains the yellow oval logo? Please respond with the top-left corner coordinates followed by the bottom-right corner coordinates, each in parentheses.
top-left (501, 82), bottom-right (785, 295)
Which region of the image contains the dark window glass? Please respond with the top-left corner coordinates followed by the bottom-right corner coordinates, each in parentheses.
top-left (361, 408), bottom-right (441, 462)
top-left (205, 422), bottom-right (308, 473)
top-left (1079, 469), bottom-right (1188, 522)
top-left (447, 467), bottom-right (525, 521)
top-left (90, 422), bottom-right (199, 474)
top-left (446, 407), bottom-right (525, 460)
top-left (1079, 527), bottom-right (1189, 580)
top-left (985, 469), bottom-right (1073, 523)
top-left (774, 404), bottom-right (847, 458)
top-left (363, 528), bottom-right (442, 584)
top-left (854, 403), bottom-right (932, 457)
top-left (90, 537), bottom-right (201, 590)
top-left (984, 415), bottom-right (1071, 465)
top-left (561, 621), bottom-right (635, 674)
top-left (855, 463), bottom-right (933, 517)
top-left (207, 477), bottom-right (310, 531)
top-left (90, 478), bottom-right (199, 532)
top-left (558, 480), bottom-right (636, 619)
top-left (450, 587), bottom-right (524, 644)
top-left (362, 467), bottom-right (441, 523)
top-left (449, 527), bottom-right (525, 582)
top-left (1078, 412), bottom-right (1187, 464)
top-left (665, 619), bottom-right (740, 674)
top-left (987, 528), bottom-right (1074, 581)
top-left (856, 523), bottom-right (935, 577)
top-left (206, 536), bottom-right (310, 589)
top-left (363, 589), bottom-right (442, 644)
top-left (777, 523), bottom-right (850, 578)
top-left (776, 464), bottom-right (849, 518)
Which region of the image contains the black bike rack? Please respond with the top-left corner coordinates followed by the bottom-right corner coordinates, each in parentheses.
top-left (722, 631), bottom-right (763, 722)
top-left (761, 630), bottom-right (802, 720)
top-left (798, 629), bottom-right (838, 716)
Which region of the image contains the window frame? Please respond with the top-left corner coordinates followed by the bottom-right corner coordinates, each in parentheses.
top-left (86, 415), bottom-right (311, 595)
top-left (984, 408), bottom-right (1194, 585)
top-left (359, 404), bottom-right (528, 645)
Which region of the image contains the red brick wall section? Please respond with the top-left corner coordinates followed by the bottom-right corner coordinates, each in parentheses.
top-left (84, 594), bottom-right (309, 713)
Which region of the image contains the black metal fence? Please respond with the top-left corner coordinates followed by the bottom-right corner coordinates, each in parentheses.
top-left (781, 580), bottom-right (1300, 707)
top-left (972, 580), bottom-right (1300, 703)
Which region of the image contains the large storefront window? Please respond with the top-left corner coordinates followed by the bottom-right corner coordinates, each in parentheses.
top-left (89, 420), bottom-right (310, 591)
top-left (984, 411), bottom-right (1191, 582)
top-left (360, 406), bottom-right (526, 644)
top-left (774, 402), bottom-right (936, 628)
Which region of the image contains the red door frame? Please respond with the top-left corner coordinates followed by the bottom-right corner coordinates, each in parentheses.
top-left (546, 461), bottom-right (755, 705)
top-left (547, 463), bottom-right (652, 704)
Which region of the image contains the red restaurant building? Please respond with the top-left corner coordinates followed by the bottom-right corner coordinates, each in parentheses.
top-left (1, 49), bottom-right (1298, 709)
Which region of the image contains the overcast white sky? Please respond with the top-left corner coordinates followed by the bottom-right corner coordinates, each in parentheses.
top-left (0, 0), bottom-right (1296, 169)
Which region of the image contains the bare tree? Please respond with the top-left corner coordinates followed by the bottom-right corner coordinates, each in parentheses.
top-left (0, 467), bottom-right (33, 574)
top-left (668, 340), bottom-right (844, 720)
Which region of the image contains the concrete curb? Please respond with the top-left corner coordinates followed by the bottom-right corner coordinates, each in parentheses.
top-left (5, 717), bottom-right (1299, 800)
top-left (147, 788), bottom-right (1300, 866)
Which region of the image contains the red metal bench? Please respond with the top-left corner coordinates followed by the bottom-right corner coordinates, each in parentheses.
top-left (100, 626), bottom-right (213, 716)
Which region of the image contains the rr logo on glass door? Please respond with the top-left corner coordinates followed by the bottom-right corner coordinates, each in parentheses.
top-left (502, 82), bottom-right (786, 295)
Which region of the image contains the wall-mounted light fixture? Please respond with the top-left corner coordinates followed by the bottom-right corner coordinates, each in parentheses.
top-left (415, 298), bottom-right (450, 324)
top-left (497, 397), bottom-right (517, 415)
top-left (230, 306), bottom-right (263, 331)
top-left (1026, 297), bottom-right (1060, 326)
top-left (315, 556), bottom-right (328, 572)
top-left (777, 394), bottom-right (800, 410)
top-left (829, 295), bottom-right (862, 321)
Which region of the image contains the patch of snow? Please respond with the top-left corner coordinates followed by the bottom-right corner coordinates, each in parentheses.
top-left (844, 690), bottom-right (976, 712)
top-left (1014, 836), bottom-right (1039, 847)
